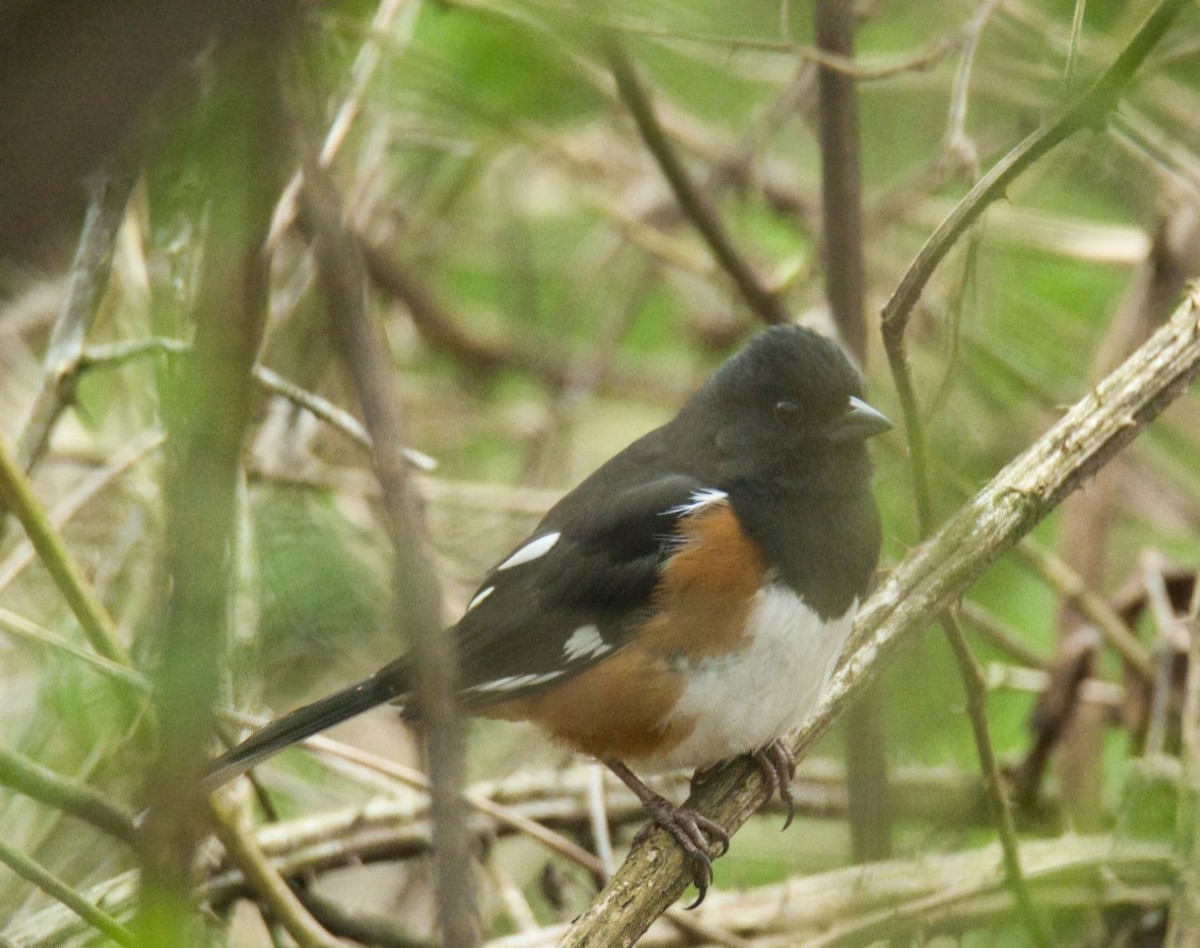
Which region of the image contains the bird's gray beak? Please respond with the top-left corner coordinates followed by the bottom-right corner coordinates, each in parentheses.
top-left (830, 395), bottom-right (892, 442)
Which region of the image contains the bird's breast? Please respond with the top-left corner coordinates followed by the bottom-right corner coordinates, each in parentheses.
top-left (638, 584), bottom-right (857, 772)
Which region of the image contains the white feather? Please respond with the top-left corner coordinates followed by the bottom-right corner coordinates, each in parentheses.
top-left (468, 670), bottom-right (564, 694)
top-left (562, 625), bottom-right (610, 662)
top-left (641, 588), bottom-right (857, 771)
top-left (497, 532), bottom-right (561, 571)
top-left (465, 585), bottom-right (494, 612)
top-left (665, 488), bottom-right (728, 517)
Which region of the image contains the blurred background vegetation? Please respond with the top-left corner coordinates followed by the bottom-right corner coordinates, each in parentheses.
top-left (0, 0), bottom-right (1198, 945)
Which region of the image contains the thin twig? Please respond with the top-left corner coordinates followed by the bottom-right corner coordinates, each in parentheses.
top-left (1066, 0), bottom-right (1088, 91)
top-left (357, 235), bottom-right (574, 384)
top-left (0, 749), bottom-right (138, 846)
top-left (0, 607), bottom-right (145, 691)
top-left (1015, 538), bottom-right (1155, 682)
top-left (302, 158), bottom-right (477, 943)
top-left (293, 889), bottom-right (436, 948)
top-left (207, 792), bottom-right (342, 948)
top-left (0, 434), bottom-right (130, 665)
top-left (13, 162), bottom-right (136, 476)
top-left (960, 600), bottom-right (1051, 670)
top-left (0, 839), bottom-right (135, 947)
top-left (0, 429), bottom-right (164, 595)
top-left (882, 0), bottom-right (1051, 903)
top-left (987, 663), bottom-right (1123, 709)
top-left (940, 608), bottom-right (1054, 946)
top-left (942, 0), bottom-right (1004, 179)
top-left (47, 334), bottom-right (436, 470)
top-left (231, 719), bottom-right (608, 877)
top-left (605, 36), bottom-right (792, 326)
top-left (267, 0), bottom-right (414, 248)
top-left (881, 0), bottom-right (1190, 526)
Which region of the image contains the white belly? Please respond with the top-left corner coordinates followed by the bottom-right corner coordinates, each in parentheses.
top-left (639, 586), bottom-right (856, 771)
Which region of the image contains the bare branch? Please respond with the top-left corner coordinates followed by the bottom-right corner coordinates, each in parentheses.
top-left (302, 160), bottom-right (477, 943)
top-left (13, 163), bottom-right (136, 475)
top-left (605, 37), bottom-right (792, 326)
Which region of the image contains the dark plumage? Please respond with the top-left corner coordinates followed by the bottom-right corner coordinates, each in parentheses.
top-left (206, 324), bottom-right (889, 903)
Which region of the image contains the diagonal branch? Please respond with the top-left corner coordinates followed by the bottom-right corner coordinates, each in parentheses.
top-left (605, 37), bottom-right (792, 326)
top-left (559, 287), bottom-right (1200, 946)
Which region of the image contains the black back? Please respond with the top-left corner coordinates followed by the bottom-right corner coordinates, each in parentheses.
top-left (453, 325), bottom-right (882, 700)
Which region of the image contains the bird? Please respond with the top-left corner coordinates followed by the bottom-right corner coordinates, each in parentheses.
top-left (205, 324), bottom-right (890, 905)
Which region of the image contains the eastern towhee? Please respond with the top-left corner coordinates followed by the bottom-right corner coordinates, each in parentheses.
top-left (206, 324), bottom-right (890, 903)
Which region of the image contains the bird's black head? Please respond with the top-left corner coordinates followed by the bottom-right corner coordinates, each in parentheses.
top-left (678, 324), bottom-right (890, 617)
top-left (680, 325), bottom-right (891, 486)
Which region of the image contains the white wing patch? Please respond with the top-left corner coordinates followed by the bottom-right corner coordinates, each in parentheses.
top-left (665, 488), bottom-right (728, 517)
top-left (467, 670), bottom-right (564, 695)
top-left (562, 624), bottom-right (610, 662)
top-left (497, 532), bottom-right (561, 571)
top-left (465, 585), bottom-right (494, 613)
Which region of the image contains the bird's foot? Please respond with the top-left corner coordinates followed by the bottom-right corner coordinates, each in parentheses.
top-left (632, 796), bottom-right (730, 908)
top-left (607, 757), bottom-right (728, 908)
top-left (751, 740), bottom-right (796, 830)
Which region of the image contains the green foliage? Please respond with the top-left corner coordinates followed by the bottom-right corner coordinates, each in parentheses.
top-left (1, 0), bottom-right (1199, 943)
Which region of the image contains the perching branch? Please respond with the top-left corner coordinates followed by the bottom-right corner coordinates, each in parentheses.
top-left (558, 287), bottom-right (1200, 946)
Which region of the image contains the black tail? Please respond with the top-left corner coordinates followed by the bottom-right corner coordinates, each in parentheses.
top-left (205, 661), bottom-right (409, 793)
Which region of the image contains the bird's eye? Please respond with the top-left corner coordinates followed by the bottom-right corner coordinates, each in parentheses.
top-left (774, 400), bottom-right (801, 426)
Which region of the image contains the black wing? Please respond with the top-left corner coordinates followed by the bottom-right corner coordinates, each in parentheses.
top-left (452, 473), bottom-right (715, 707)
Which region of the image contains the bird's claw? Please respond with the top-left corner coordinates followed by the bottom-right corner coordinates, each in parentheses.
top-left (635, 799), bottom-right (730, 908)
top-left (752, 740), bottom-right (797, 830)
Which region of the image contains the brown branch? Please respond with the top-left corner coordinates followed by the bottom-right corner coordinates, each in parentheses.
top-left (813, 0), bottom-right (892, 872)
top-left (13, 161), bottom-right (136, 477)
top-left (358, 237), bottom-right (573, 385)
top-left (558, 288), bottom-right (1200, 945)
top-left (815, 0), bottom-right (867, 361)
top-left (301, 161), bottom-right (477, 943)
top-left (360, 234), bottom-right (698, 404)
top-left (605, 37), bottom-right (792, 326)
